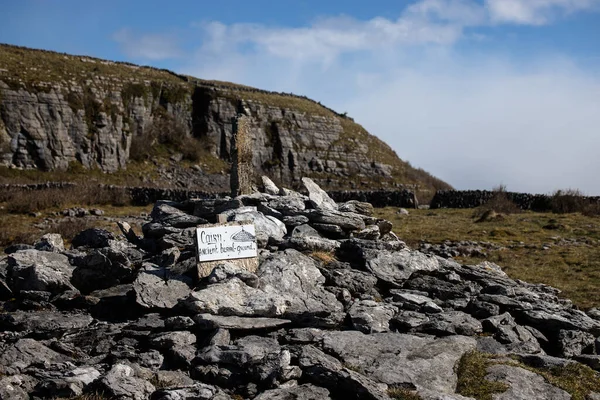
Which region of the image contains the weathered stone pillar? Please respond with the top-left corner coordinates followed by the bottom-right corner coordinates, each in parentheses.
top-left (230, 105), bottom-right (253, 197)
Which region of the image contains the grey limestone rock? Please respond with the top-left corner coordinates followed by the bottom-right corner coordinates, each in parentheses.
top-left (184, 250), bottom-right (344, 328)
top-left (71, 228), bottom-right (115, 248)
top-left (484, 364), bottom-right (570, 400)
top-left (34, 233), bottom-right (65, 252)
top-left (7, 249), bottom-right (75, 294)
top-left (290, 224), bottom-right (340, 252)
top-left (306, 209), bottom-right (366, 231)
top-left (339, 200), bottom-right (374, 216)
top-left (320, 266), bottom-right (378, 297)
top-left (348, 300), bottom-right (397, 333)
top-left (0, 338), bottom-right (70, 375)
top-left (416, 311), bottom-right (482, 337)
top-left (194, 314), bottom-right (291, 330)
top-left (254, 384), bottom-right (331, 400)
top-left (231, 209), bottom-right (287, 243)
top-left (355, 225), bottom-right (381, 241)
top-left (207, 262), bottom-right (260, 288)
top-left (0, 311), bottom-right (92, 337)
top-left (151, 202), bottom-right (208, 229)
top-left (298, 345), bottom-right (389, 400)
top-left (302, 177), bottom-right (337, 211)
top-left (557, 329), bottom-right (595, 358)
top-left (71, 245), bottom-right (139, 293)
top-left (366, 250), bottom-right (441, 287)
top-left (96, 363), bottom-right (155, 400)
top-left (151, 383), bottom-right (233, 400)
top-left (261, 176), bottom-right (280, 195)
top-left (0, 375), bottom-right (31, 400)
top-left (321, 331), bottom-right (477, 394)
top-left (133, 268), bottom-right (192, 310)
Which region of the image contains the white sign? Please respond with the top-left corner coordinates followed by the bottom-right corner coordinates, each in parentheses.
top-left (196, 224), bottom-right (258, 262)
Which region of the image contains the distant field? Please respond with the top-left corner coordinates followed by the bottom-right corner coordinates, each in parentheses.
top-left (377, 207), bottom-right (600, 309)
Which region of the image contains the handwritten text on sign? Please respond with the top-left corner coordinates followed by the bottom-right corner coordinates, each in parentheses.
top-left (196, 224), bottom-right (258, 262)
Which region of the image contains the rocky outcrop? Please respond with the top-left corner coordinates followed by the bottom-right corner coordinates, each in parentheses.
top-left (2, 177), bottom-right (600, 399)
top-left (0, 44), bottom-right (450, 191)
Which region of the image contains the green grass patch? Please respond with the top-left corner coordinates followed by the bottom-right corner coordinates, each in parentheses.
top-left (456, 351), bottom-right (509, 400)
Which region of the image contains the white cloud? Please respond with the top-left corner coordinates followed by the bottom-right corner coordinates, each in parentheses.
top-left (112, 29), bottom-right (182, 61)
top-left (485, 0), bottom-right (600, 25)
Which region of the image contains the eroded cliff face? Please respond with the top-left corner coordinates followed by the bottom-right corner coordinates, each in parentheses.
top-left (0, 80), bottom-right (191, 173)
top-left (0, 44), bottom-right (444, 191)
top-left (193, 88), bottom-right (393, 186)
top-left (0, 82), bottom-right (392, 187)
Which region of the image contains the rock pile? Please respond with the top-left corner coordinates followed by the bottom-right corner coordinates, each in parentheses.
top-left (1, 177), bottom-right (600, 399)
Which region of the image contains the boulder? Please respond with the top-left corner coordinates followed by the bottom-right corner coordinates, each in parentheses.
top-left (150, 383), bottom-right (233, 400)
top-left (302, 177), bottom-right (337, 211)
top-left (96, 364), bottom-right (155, 400)
top-left (34, 233), bottom-right (65, 252)
top-left (306, 209), bottom-right (365, 231)
top-left (254, 384), bottom-right (331, 400)
top-left (7, 249), bottom-right (75, 294)
top-left (290, 224), bottom-right (340, 253)
top-left (0, 311), bottom-right (92, 337)
top-left (133, 267), bottom-right (192, 310)
top-left (71, 228), bottom-right (114, 248)
top-left (484, 364), bottom-right (570, 400)
top-left (0, 339), bottom-right (69, 375)
top-left (261, 176), bottom-right (280, 195)
top-left (348, 300), bottom-right (397, 333)
top-left (321, 331), bottom-right (477, 394)
top-left (339, 200), bottom-right (374, 216)
top-left (366, 250), bottom-right (441, 287)
top-left (184, 250), bottom-right (344, 328)
top-left (151, 201), bottom-right (208, 228)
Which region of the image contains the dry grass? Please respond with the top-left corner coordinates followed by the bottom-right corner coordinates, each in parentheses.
top-left (387, 387), bottom-right (422, 400)
top-left (376, 207), bottom-right (600, 309)
top-left (2, 185), bottom-right (129, 214)
top-left (310, 251), bottom-right (336, 265)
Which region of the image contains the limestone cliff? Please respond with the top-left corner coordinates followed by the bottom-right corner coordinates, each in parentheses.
top-left (0, 44), bottom-right (450, 191)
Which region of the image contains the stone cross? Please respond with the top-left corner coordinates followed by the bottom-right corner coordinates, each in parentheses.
top-left (230, 104), bottom-right (253, 197)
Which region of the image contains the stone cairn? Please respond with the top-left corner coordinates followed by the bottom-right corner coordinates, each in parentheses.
top-left (2, 176), bottom-right (600, 399)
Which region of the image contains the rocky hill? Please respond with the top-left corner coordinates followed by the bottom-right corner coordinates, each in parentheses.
top-left (2, 178), bottom-right (600, 399)
top-left (0, 44), bottom-right (450, 192)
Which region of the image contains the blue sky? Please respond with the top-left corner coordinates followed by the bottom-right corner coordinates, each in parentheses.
top-left (2, 0), bottom-right (600, 194)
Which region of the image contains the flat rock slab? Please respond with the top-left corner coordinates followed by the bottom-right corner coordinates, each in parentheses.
top-left (0, 311), bottom-right (93, 335)
top-left (133, 270), bottom-right (191, 309)
top-left (194, 314), bottom-right (291, 330)
top-left (0, 339), bottom-right (70, 375)
top-left (7, 249), bottom-right (75, 294)
top-left (254, 384), bottom-right (331, 400)
top-left (485, 364), bottom-right (570, 400)
top-left (366, 250), bottom-right (440, 286)
top-left (321, 331), bottom-right (477, 394)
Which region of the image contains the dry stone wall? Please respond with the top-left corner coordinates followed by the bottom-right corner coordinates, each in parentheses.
top-left (431, 189), bottom-right (600, 211)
